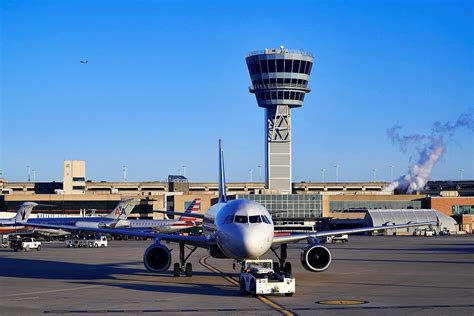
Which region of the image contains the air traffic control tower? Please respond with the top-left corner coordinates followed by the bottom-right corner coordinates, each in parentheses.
top-left (246, 48), bottom-right (313, 194)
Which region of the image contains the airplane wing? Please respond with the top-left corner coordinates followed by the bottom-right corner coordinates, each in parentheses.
top-left (153, 210), bottom-right (205, 219)
top-left (272, 221), bottom-right (437, 245)
top-left (24, 222), bottom-right (212, 248)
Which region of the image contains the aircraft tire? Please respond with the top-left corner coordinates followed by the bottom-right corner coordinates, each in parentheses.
top-left (250, 280), bottom-right (258, 297)
top-left (273, 262), bottom-right (280, 273)
top-left (185, 263), bottom-right (192, 277)
top-left (25, 246), bottom-right (29, 252)
top-left (240, 278), bottom-right (247, 294)
top-left (284, 262), bottom-right (292, 276)
top-left (285, 293), bottom-right (294, 297)
top-left (173, 263), bottom-right (180, 277)
top-left (37, 245), bottom-right (41, 251)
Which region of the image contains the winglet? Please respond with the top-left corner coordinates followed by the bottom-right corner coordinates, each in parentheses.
top-left (218, 139), bottom-right (227, 203)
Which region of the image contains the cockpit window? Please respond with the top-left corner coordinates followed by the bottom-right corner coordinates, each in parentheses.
top-left (249, 215), bottom-right (263, 223)
top-left (234, 215), bottom-right (248, 223)
top-left (262, 215), bottom-right (271, 224)
top-left (223, 215), bottom-right (234, 224)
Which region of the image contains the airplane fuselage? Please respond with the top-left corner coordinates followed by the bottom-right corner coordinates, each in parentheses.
top-left (203, 199), bottom-right (274, 260)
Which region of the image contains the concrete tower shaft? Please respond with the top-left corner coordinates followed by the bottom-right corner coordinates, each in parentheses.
top-left (246, 48), bottom-right (313, 194)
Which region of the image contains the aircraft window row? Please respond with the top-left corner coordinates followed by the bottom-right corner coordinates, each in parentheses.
top-left (252, 78), bottom-right (308, 86)
top-left (247, 59), bottom-right (312, 75)
top-left (223, 215), bottom-right (272, 224)
top-left (256, 91), bottom-right (305, 102)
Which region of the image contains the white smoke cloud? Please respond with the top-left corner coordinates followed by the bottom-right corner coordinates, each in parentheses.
top-left (384, 111), bottom-right (473, 194)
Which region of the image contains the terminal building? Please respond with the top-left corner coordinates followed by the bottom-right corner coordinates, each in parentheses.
top-left (0, 161), bottom-right (472, 233)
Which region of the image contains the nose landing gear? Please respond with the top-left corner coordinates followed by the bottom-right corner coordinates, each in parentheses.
top-left (270, 244), bottom-right (292, 276)
top-left (173, 243), bottom-right (197, 277)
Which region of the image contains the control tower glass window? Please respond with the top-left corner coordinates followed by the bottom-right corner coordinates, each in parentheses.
top-left (268, 59), bottom-right (276, 72)
top-left (285, 59), bottom-right (293, 72)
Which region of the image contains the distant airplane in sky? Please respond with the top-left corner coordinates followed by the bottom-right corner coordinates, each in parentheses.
top-left (79, 60), bottom-right (88, 64)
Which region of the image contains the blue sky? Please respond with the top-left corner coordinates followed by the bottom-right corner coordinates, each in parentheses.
top-left (1, 0), bottom-right (473, 183)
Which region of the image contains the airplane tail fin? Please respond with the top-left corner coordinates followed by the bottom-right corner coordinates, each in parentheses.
top-left (14, 202), bottom-right (38, 224)
top-left (218, 139), bottom-right (227, 203)
top-left (105, 198), bottom-right (140, 220)
top-left (178, 198), bottom-right (201, 222)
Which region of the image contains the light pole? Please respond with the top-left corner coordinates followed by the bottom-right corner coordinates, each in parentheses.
top-left (372, 168), bottom-right (377, 181)
top-left (27, 165), bottom-right (31, 182)
top-left (334, 163), bottom-right (340, 182)
top-left (258, 165), bottom-right (262, 181)
top-left (390, 164), bottom-right (394, 180)
top-left (182, 165), bottom-right (187, 177)
top-left (321, 168), bottom-right (326, 182)
top-left (249, 169), bottom-right (253, 182)
top-left (123, 165), bottom-right (128, 181)
top-left (32, 169), bottom-right (36, 182)
top-left (459, 169), bottom-right (464, 180)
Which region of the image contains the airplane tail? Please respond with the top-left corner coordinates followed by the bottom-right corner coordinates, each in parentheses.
top-left (178, 198), bottom-right (201, 222)
top-left (14, 202), bottom-right (38, 224)
top-left (105, 198), bottom-right (140, 220)
top-left (218, 139), bottom-right (227, 203)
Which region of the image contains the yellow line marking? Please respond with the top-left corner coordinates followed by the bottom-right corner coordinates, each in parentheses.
top-left (199, 256), bottom-right (295, 316)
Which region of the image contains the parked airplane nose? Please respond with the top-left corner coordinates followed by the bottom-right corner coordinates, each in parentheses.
top-left (242, 225), bottom-right (273, 258)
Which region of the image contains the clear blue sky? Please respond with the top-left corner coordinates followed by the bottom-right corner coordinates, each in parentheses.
top-left (1, 0), bottom-right (473, 183)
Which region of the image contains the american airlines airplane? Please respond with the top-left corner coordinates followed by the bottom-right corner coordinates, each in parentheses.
top-left (125, 198), bottom-right (201, 233)
top-left (26, 198), bottom-right (140, 229)
top-left (27, 140), bottom-right (435, 278)
top-left (0, 202), bottom-right (38, 233)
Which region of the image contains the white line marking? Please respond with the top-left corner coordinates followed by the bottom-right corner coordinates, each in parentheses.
top-left (0, 284), bottom-right (103, 298)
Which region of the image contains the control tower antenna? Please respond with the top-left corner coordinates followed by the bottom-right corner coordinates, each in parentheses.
top-left (245, 48), bottom-right (314, 194)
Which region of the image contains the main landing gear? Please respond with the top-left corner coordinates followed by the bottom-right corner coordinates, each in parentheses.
top-left (270, 244), bottom-right (292, 276)
top-left (173, 243), bottom-right (197, 277)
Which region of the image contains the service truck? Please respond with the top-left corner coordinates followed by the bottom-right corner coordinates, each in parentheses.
top-left (239, 259), bottom-right (295, 296)
top-left (66, 235), bottom-right (108, 248)
top-left (325, 234), bottom-right (349, 243)
top-left (10, 237), bottom-right (42, 252)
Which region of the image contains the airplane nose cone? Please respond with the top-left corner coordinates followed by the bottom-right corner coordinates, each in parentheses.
top-left (242, 226), bottom-right (272, 258)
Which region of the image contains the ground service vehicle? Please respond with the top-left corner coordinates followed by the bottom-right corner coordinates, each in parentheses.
top-left (10, 237), bottom-right (41, 251)
top-left (66, 235), bottom-right (107, 248)
top-left (326, 234), bottom-right (349, 243)
top-left (240, 259), bottom-right (295, 296)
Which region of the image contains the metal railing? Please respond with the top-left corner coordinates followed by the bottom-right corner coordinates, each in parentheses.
top-left (249, 83), bottom-right (311, 92)
top-left (246, 48), bottom-right (313, 58)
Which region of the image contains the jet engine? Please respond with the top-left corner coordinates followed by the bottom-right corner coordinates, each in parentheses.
top-left (143, 244), bottom-right (172, 273)
top-left (300, 244), bottom-right (332, 272)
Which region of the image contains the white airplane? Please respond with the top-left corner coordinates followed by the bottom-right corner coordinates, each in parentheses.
top-left (26, 198), bottom-right (140, 230)
top-left (0, 202), bottom-right (38, 234)
top-left (125, 198), bottom-right (201, 233)
top-left (26, 140), bottom-right (435, 277)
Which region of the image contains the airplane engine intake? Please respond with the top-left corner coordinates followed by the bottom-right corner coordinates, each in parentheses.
top-left (143, 244), bottom-right (171, 273)
top-left (301, 244), bottom-right (331, 272)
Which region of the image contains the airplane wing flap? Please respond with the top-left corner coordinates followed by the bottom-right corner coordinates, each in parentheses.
top-left (272, 221), bottom-right (437, 246)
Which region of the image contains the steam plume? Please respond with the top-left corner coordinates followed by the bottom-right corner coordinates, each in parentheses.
top-left (384, 111), bottom-right (473, 194)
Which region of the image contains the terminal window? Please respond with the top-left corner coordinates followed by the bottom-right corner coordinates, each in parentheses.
top-left (452, 205), bottom-right (474, 215)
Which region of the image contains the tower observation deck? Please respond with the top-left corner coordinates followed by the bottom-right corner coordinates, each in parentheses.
top-left (246, 48), bottom-right (313, 194)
